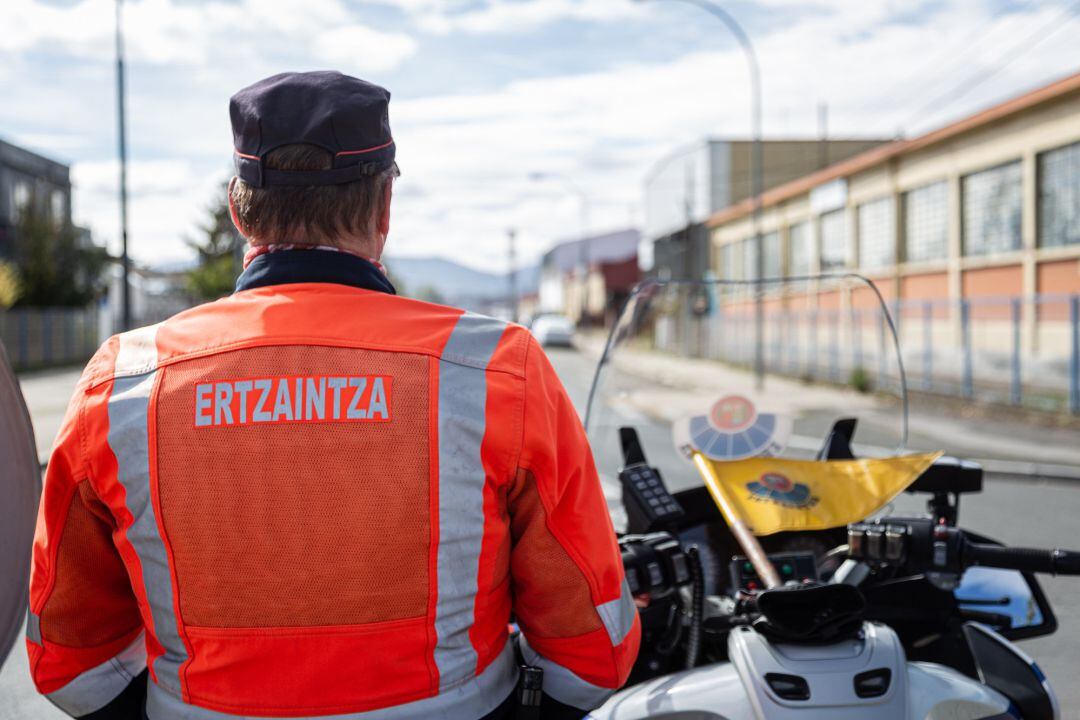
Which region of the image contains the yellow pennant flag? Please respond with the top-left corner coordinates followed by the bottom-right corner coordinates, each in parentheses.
top-left (700, 452), bottom-right (943, 536)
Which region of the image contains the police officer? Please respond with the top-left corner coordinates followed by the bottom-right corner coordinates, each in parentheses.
top-left (28, 71), bottom-right (639, 719)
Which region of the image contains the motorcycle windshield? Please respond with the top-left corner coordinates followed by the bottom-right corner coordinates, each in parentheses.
top-left (583, 275), bottom-right (912, 530)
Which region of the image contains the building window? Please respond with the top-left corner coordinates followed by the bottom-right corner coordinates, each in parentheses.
top-left (720, 241), bottom-right (739, 281)
top-left (788, 222), bottom-right (811, 276)
top-left (13, 181), bottom-right (31, 216)
top-left (857, 197), bottom-right (894, 271)
top-left (762, 231), bottom-right (781, 278)
top-left (902, 181), bottom-right (948, 262)
top-left (962, 160), bottom-right (1022, 256)
top-left (1039, 141), bottom-right (1080, 248)
top-left (742, 237), bottom-right (758, 280)
top-left (50, 189), bottom-right (67, 225)
top-left (819, 209), bottom-right (848, 271)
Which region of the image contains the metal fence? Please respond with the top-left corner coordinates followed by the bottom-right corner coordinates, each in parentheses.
top-left (0, 306), bottom-right (99, 371)
top-left (656, 289), bottom-right (1080, 415)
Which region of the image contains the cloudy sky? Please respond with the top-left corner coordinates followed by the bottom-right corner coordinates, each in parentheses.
top-left (2, 0), bottom-right (1078, 272)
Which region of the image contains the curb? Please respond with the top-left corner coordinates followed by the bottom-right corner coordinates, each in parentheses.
top-left (786, 435), bottom-right (1080, 483)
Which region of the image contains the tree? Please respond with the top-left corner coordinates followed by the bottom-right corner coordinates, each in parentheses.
top-left (10, 197), bottom-right (107, 307)
top-left (415, 284), bottom-right (444, 304)
top-left (186, 183), bottom-right (243, 301)
top-left (0, 263), bottom-right (19, 309)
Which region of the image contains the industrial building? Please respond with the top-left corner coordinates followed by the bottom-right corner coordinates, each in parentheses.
top-left (644, 138), bottom-right (889, 281)
top-left (702, 71), bottom-right (1080, 408)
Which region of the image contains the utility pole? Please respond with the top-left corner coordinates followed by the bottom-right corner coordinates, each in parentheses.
top-left (507, 228), bottom-right (518, 323)
top-left (115, 0), bottom-right (131, 331)
top-left (817, 102), bottom-right (829, 169)
top-left (634, 0), bottom-right (764, 388)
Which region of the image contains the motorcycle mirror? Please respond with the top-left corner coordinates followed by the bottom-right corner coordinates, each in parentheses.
top-left (0, 344), bottom-right (41, 666)
top-left (955, 566), bottom-right (1056, 642)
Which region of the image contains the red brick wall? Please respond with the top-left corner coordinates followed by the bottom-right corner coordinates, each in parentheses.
top-left (901, 272), bottom-right (949, 301)
top-left (1037, 259), bottom-right (1080, 296)
top-left (962, 265), bottom-right (1022, 320)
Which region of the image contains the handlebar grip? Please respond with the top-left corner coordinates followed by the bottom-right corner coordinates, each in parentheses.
top-left (965, 543), bottom-right (1080, 575)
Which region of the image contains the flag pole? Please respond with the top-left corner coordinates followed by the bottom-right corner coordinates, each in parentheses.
top-left (692, 451), bottom-right (781, 589)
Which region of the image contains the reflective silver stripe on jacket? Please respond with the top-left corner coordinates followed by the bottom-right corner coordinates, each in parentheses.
top-left (46, 632), bottom-right (146, 716)
top-left (25, 609), bottom-right (41, 645)
top-left (146, 640), bottom-right (518, 720)
top-left (519, 635), bottom-right (615, 710)
top-left (433, 312), bottom-right (507, 689)
top-left (107, 324), bottom-right (188, 696)
top-left (595, 579), bottom-right (636, 646)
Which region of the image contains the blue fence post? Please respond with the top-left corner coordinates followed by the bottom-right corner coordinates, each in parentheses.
top-left (922, 301), bottom-right (933, 392)
top-left (17, 311), bottom-right (29, 369)
top-left (852, 310), bottom-right (863, 373)
top-left (961, 300), bottom-right (974, 400)
top-left (1010, 298), bottom-right (1022, 407)
top-left (1070, 295), bottom-right (1080, 415)
top-left (777, 306), bottom-right (786, 371)
top-left (63, 309), bottom-right (74, 362)
top-left (42, 309), bottom-right (53, 366)
top-left (830, 311), bottom-right (839, 382)
top-left (877, 308), bottom-right (886, 388)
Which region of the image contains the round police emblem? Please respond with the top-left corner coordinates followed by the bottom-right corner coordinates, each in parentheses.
top-left (672, 394), bottom-right (792, 462)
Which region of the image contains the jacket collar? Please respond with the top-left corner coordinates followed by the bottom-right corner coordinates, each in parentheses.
top-left (234, 248), bottom-right (397, 295)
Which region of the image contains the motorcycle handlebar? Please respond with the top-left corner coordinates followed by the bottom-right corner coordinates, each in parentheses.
top-left (847, 519), bottom-right (1080, 577)
top-left (965, 542), bottom-right (1080, 576)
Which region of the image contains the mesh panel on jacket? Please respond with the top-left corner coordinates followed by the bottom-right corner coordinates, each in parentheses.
top-left (154, 345), bottom-right (430, 628)
top-left (41, 482), bottom-right (142, 646)
top-left (508, 470), bottom-right (601, 638)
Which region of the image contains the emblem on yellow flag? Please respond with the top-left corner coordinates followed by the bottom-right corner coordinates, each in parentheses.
top-left (698, 452), bottom-right (943, 536)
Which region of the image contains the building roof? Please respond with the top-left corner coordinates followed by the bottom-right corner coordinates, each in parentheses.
top-left (542, 228), bottom-right (640, 273)
top-left (706, 70), bottom-right (1080, 228)
top-left (0, 138), bottom-right (71, 183)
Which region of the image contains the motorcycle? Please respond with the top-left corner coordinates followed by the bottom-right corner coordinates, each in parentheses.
top-left (581, 276), bottom-right (1080, 720)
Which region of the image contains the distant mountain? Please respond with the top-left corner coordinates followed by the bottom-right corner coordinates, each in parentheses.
top-left (386, 256), bottom-right (538, 304)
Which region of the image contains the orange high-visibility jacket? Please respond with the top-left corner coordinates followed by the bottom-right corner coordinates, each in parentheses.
top-left (27, 277), bottom-right (640, 718)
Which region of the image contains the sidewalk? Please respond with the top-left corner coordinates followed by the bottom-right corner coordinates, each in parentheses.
top-left (15, 366), bottom-right (82, 461)
top-left (582, 334), bottom-right (1080, 478)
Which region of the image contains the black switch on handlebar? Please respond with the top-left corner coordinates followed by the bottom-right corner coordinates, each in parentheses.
top-left (618, 427), bottom-right (685, 534)
top-left (621, 463), bottom-right (685, 534)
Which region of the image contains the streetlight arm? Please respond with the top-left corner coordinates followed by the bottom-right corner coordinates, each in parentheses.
top-left (632, 0), bottom-right (766, 388)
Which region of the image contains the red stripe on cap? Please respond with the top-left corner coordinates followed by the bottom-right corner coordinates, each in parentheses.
top-left (234, 151), bottom-right (261, 161)
top-left (335, 139), bottom-right (394, 157)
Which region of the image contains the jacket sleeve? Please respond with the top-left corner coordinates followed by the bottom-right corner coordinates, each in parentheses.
top-left (26, 366), bottom-right (146, 718)
top-left (509, 337), bottom-right (640, 711)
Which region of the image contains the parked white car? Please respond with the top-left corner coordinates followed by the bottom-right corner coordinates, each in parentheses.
top-left (530, 314), bottom-right (575, 347)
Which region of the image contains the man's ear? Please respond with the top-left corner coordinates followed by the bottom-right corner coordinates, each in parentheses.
top-left (376, 179), bottom-right (393, 238)
top-left (227, 177), bottom-right (246, 237)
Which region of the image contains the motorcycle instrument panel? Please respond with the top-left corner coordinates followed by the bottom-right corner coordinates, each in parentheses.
top-left (730, 552), bottom-right (817, 592)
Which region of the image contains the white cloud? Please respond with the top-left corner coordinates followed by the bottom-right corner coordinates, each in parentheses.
top-left (4, 0), bottom-right (1077, 275)
top-left (408, 0), bottom-right (649, 35)
top-left (315, 25), bottom-right (419, 73)
top-left (0, 0), bottom-right (416, 71)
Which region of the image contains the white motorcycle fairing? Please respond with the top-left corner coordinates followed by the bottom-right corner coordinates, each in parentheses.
top-left (588, 622), bottom-right (1013, 720)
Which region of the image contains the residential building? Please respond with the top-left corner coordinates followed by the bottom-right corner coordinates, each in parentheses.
top-left (0, 138), bottom-right (73, 257)
top-left (538, 228), bottom-right (640, 324)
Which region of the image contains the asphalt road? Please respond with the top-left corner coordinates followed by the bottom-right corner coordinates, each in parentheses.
top-left (545, 345), bottom-right (1080, 716)
top-left (2, 350), bottom-right (1079, 717)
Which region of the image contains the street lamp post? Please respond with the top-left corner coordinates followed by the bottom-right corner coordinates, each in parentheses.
top-left (634, 0), bottom-right (764, 388)
top-left (115, 0), bottom-right (132, 331)
top-left (506, 228), bottom-right (518, 323)
top-left (529, 172), bottom-right (591, 324)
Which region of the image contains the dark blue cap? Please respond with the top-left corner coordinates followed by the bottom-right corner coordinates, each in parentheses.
top-left (230, 71), bottom-right (396, 188)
